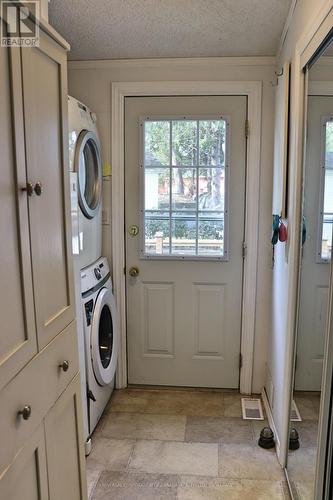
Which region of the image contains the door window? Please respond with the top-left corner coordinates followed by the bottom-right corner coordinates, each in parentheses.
top-left (318, 118), bottom-right (333, 261)
top-left (76, 131), bottom-right (102, 219)
top-left (83, 138), bottom-right (100, 210)
top-left (98, 304), bottom-right (113, 369)
top-left (141, 117), bottom-right (229, 260)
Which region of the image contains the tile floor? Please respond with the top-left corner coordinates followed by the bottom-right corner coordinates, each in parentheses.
top-left (87, 388), bottom-right (290, 499)
top-left (287, 392), bottom-right (320, 500)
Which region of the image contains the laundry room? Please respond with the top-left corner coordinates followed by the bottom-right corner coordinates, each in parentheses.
top-left (2, 1), bottom-right (333, 499)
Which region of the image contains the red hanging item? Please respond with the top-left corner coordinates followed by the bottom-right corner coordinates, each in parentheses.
top-left (279, 221), bottom-right (288, 242)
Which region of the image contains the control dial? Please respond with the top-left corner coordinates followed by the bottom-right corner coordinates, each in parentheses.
top-left (94, 267), bottom-right (102, 280)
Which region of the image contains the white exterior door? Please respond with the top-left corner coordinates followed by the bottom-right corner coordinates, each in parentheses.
top-left (295, 96), bottom-right (333, 391)
top-left (125, 96), bottom-right (247, 388)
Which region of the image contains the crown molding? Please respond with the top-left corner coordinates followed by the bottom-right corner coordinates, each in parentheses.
top-left (68, 56), bottom-right (276, 71)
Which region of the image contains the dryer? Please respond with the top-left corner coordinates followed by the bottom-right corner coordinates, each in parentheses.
top-left (81, 257), bottom-right (118, 441)
top-left (68, 95), bottom-right (102, 269)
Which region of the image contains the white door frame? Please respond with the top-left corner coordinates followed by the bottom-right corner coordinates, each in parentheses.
top-left (111, 81), bottom-right (262, 394)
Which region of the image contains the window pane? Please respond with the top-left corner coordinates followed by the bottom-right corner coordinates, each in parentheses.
top-left (324, 169), bottom-right (333, 213)
top-left (171, 218), bottom-right (196, 255)
top-left (145, 121), bottom-right (170, 166)
top-left (198, 168), bottom-right (225, 211)
top-left (145, 168), bottom-right (170, 210)
top-left (142, 117), bottom-right (229, 259)
top-left (172, 121), bottom-right (197, 166)
top-left (172, 168), bottom-right (197, 211)
top-left (145, 219), bottom-right (170, 255)
top-left (199, 120), bottom-right (226, 166)
top-left (325, 121), bottom-right (333, 167)
top-left (321, 221), bottom-right (332, 260)
top-left (198, 219), bottom-right (224, 256)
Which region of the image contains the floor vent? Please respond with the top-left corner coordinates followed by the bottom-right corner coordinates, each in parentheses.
top-left (290, 400), bottom-right (302, 422)
top-left (241, 398), bottom-right (264, 420)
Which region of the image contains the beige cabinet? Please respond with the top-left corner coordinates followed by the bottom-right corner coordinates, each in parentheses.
top-left (45, 375), bottom-right (88, 500)
top-left (21, 28), bottom-right (75, 349)
top-left (0, 377), bottom-right (87, 500)
top-left (0, 18), bottom-right (37, 392)
top-left (0, 10), bottom-right (86, 500)
top-left (0, 424), bottom-right (49, 500)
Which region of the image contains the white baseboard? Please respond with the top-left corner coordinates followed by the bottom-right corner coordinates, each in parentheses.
top-left (261, 387), bottom-right (282, 465)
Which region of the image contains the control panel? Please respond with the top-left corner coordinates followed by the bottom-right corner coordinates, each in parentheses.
top-left (81, 256), bottom-right (110, 295)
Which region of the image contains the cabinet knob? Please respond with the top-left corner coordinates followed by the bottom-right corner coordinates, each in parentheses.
top-left (34, 182), bottom-right (43, 196)
top-left (18, 405), bottom-right (32, 420)
top-left (21, 182), bottom-right (34, 197)
top-left (59, 360), bottom-right (70, 372)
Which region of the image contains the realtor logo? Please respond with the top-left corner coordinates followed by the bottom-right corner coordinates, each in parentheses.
top-left (1, 1), bottom-right (40, 47)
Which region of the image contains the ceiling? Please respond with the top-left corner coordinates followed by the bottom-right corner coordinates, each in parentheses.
top-left (49, 0), bottom-right (292, 61)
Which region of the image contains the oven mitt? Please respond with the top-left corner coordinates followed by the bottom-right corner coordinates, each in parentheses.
top-left (279, 221), bottom-right (287, 242)
top-left (271, 214), bottom-right (280, 245)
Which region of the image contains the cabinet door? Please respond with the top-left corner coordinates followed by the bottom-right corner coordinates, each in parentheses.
top-left (45, 374), bottom-right (87, 500)
top-left (0, 18), bottom-right (37, 391)
top-left (21, 28), bottom-right (75, 349)
top-left (0, 423), bottom-right (49, 500)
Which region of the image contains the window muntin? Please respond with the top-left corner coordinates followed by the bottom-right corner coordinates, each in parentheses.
top-left (318, 119), bottom-right (333, 262)
top-left (141, 117), bottom-right (229, 259)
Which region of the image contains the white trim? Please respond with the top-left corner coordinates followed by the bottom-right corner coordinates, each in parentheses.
top-left (276, 2), bottom-right (333, 493)
top-left (69, 56), bottom-right (276, 71)
top-left (261, 387), bottom-right (282, 463)
top-left (278, 45), bottom-right (305, 470)
top-left (299, 2), bottom-right (333, 68)
top-left (111, 80), bottom-right (262, 394)
top-left (277, 0), bottom-right (298, 60)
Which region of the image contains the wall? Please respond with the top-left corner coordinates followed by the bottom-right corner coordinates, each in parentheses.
top-left (68, 57), bottom-right (275, 394)
top-left (268, 0), bottom-right (333, 463)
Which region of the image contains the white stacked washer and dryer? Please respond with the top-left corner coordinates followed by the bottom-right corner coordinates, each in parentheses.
top-left (68, 96), bottom-right (118, 455)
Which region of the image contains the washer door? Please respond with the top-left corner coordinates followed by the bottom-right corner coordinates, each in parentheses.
top-left (74, 130), bottom-right (102, 219)
top-left (91, 287), bottom-right (118, 386)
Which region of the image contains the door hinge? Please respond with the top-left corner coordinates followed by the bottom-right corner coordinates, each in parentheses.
top-left (242, 241), bottom-right (247, 259)
top-left (245, 119), bottom-right (250, 138)
top-left (123, 266), bottom-right (126, 275)
top-left (239, 353), bottom-right (243, 369)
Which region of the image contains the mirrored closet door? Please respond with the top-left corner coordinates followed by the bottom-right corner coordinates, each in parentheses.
top-left (286, 39), bottom-right (333, 499)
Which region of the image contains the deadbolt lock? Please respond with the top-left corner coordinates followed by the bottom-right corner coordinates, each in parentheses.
top-left (129, 266), bottom-right (139, 277)
top-left (128, 225), bottom-right (139, 236)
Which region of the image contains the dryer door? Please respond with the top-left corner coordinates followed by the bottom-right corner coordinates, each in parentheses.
top-left (91, 287), bottom-right (118, 385)
top-left (74, 130), bottom-right (102, 219)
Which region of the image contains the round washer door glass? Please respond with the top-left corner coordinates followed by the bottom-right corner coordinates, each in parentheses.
top-left (91, 287), bottom-right (118, 386)
top-left (75, 130), bottom-right (102, 219)
top-left (99, 304), bottom-right (113, 369)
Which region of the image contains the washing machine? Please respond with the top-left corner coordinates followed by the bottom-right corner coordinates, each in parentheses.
top-left (81, 257), bottom-right (118, 442)
top-left (68, 95), bottom-right (102, 269)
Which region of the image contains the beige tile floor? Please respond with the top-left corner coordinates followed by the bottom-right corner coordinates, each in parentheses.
top-left (87, 388), bottom-right (290, 499)
top-left (287, 392), bottom-right (320, 500)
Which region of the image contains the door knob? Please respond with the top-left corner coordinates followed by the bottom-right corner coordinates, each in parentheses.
top-left (21, 182), bottom-right (34, 196)
top-left (128, 225), bottom-right (139, 236)
top-left (18, 405), bottom-right (32, 420)
top-left (129, 266), bottom-right (139, 277)
top-left (59, 360), bottom-right (70, 372)
top-left (34, 182), bottom-right (43, 196)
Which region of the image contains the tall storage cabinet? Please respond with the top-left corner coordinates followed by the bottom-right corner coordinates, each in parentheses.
top-left (0, 10), bottom-right (87, 500)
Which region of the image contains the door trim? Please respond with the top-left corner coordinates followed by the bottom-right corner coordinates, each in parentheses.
top-left (111, 81), bottom-right (262, 394)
